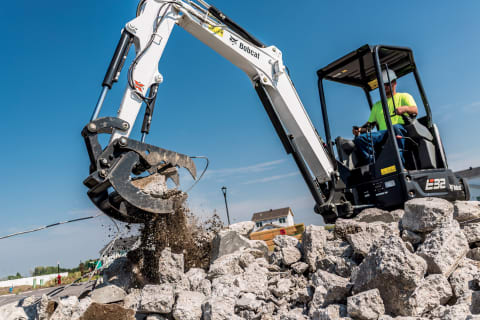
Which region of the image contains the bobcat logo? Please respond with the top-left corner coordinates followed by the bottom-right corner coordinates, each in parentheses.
top-left (229, 35), bottom-right (238, 45)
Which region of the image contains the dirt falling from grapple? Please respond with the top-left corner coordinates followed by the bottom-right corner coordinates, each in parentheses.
top-left (127, 206), bottom-right (223, 284)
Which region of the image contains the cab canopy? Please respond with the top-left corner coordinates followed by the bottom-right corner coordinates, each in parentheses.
top-left (316, 44), bottom-right (416, 91)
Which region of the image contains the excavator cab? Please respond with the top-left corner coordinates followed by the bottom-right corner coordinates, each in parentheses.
top-left (316, 44), bottom-right (470, 215)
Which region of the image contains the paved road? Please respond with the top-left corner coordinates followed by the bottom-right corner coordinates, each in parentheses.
top-left (0, 281), bottom-right (96, 307)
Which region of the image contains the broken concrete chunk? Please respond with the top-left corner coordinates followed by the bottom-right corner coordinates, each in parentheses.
top-left (90, 284), bottom-right (126, 304)
top-left (280, 308), bottom-right (308, 320)
top-left (324, 240), bottom-right (354, 258)
top-left (343, 221), bottom-right (400, 257)
top-left (272, 278), bottom-right (293, 298)
top-left (102, 257), bottom-right (134, 291)
top-left (208, 252), bottom-right (243, 279)
top-left (429, 303), bottom-right (472, 320)
top-left (234, 264), bottom-right (269, 296)
top-left (249, 240), bottom-right (269, 258)
top-left (352, 235), bottom-right (427, 316)
top-left (202, 296), bottom-right (241, 320)
top-left (317, 255), bottom-right (357, 278)
top-left (185, 267), bottom-right (207, 291)
top-left (417, 220), bottom-right (469, 277)
top-left (273, 234), bottom-right (300, 248)
top-left (335, 219), bottom-right (399, 242)
top-left (184, 268), bottom-right (211, 296)
top-left (271, 235), bottom-right (302, 266)
top-left (235, 292), bottom-right (262, 312)
top-left (37, 294), bottom-right (55, 320)
top-left (311, 304), bottom-right (348, 320)
top-left (407, 274), bottom-right (452, 316)
top-left (291, 285), bottom-right (313, 304)
top-left (123, 289), bottom-right (141, 311)
top-left (227, 221), bottom-right (255, 237)
top-left (211, 230), bottom-right (253, 261)
top-left (238, 250), bottom-right (256, 269)
top-left (0, 301), bottom-right (36, 320)
top-left (145, 315), bottom-right (169, 320)
top-left (302, 225), bottom-right (329, 271)
top-left (448, 259), bottom-right (480, 304)
top-left (79, 302), bottom-right (135, 320)
top-left (311, 270), bottom-right (351, 307)
top-left (281, 246), bottom-right (302, 266)
top-left (158, 247), bottom-right (184, 284)
top-left (173, 291), bottom-right (205, 320)
top-left (355, 207), bottom-right (403, 223)
top-left (334, 219), bottom-right (369, 239)
top-left (462, 222), bottom-right (480, 244)
top-left (453, 201), bottom-right (480, 222)
top-left (467, 247), bottom-right (480, 261)
top-left (211, 275), bottom-right (241, 300)
top-left (401, 230), bottom-right (424, 245)
top-left (291, 261), bottom-right (309, 274)
top-left (139, 284), bottom-right (175, 314)
top-left (347, 230), bottom-right (378, 256)
top-left (402, 197), bottom-right (454, 232)
top-left (378, 316), bottom-right (427, 320)
top-left (347, 288), bottom-right (385, 320)
top-left (50, 296), bottom-right (79, 320)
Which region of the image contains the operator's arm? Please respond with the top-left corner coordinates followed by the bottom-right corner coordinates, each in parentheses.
top-left (395, 105), bottom-right (418, 116)
top-left (352, 122), bottom-right (376, 136)
top-left (395, 93), bottom-right (418, 116)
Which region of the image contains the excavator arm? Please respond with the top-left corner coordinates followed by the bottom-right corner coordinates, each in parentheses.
top-left (83, 0), bottom-right (347, 224)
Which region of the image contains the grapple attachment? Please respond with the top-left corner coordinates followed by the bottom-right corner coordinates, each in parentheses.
top-left (82, 117), bottom-right (196, 223)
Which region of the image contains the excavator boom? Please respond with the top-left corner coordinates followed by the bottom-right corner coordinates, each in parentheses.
top-left (83, 0), bottom-right (347, 223)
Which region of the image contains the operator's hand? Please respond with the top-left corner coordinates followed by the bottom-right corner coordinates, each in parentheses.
top-left (395, 106), bottom-right (407, 115)
top-left (352, 126), bottom-right (360, 137)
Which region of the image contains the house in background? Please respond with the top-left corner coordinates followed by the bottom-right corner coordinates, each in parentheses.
top-left (251, 207), bottom-right (295, 231)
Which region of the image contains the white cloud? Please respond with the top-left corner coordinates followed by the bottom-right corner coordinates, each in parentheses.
top-left (446, 149), bottom-right (480, 172)
top-left (205, 159), bottom-right (286, 180)
top-left (242, 172), bottom-right (299, 185)
top-left (463, 101), bottom-right (480, 112)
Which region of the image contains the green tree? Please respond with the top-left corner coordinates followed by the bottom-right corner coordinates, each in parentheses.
top-left (7, 272), bottom-right (22, 280)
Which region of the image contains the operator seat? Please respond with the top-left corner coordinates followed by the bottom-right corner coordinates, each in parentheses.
top-left (335, 137), bottom-right (360, 169)
top-left (403, 118), bottom-right (437, 169)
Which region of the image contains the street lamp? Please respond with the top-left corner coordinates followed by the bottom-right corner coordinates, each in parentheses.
top-left (221, 186), bottom-right (231, 226)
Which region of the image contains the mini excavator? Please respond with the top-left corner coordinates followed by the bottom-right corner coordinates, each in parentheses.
top-left (82, 0), bottom-right (470, 224)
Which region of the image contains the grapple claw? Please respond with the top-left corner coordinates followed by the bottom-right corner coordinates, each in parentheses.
top-left (82, 117), bottom-right (196, 223)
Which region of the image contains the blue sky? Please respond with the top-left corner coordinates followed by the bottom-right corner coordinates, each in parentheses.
top-left (1, 1), bottom-right (479, 277)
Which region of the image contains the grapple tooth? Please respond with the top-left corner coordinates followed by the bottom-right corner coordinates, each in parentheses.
top-left (161, 167), bottom-right (180, 186)
top-left (144, 150), bottom-right (196, 180)
top-left (119, 138), bottom-right (197, 180)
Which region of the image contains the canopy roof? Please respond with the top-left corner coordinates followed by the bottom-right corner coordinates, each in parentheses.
top-left (317, 45), bottom-right (416, 91)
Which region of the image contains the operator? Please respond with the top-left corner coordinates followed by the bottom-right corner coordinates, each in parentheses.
top-left (352, 70), bottom-right (418, 163)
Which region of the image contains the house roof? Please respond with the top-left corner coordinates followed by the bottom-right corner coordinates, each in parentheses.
top-left (251, 207), bottom-right (292, 222)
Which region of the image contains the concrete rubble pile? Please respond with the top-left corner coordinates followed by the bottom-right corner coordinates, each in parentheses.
top-left (1, 198), bottom-right (480, 320)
